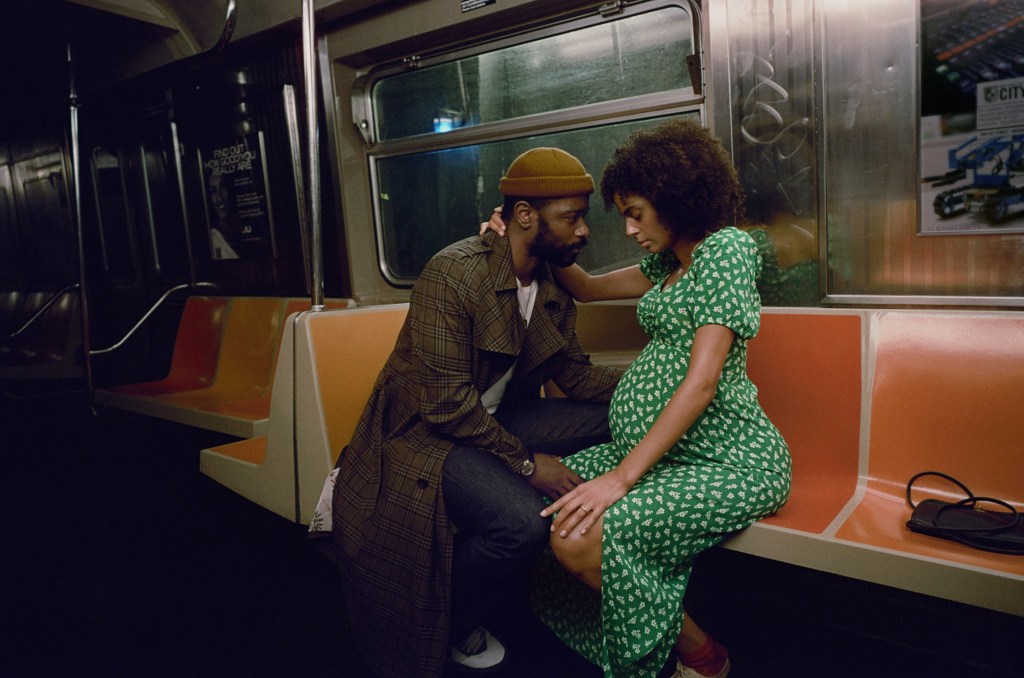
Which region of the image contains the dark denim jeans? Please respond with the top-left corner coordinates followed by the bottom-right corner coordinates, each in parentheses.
top-left (441, 398), bottom-right (611, 643)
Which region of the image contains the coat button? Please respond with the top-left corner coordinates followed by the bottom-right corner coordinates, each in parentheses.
top-left (416, 479), bottom-right (429, 489)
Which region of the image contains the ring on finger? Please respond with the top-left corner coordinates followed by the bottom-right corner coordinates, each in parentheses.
top-left (579, 505), bottom-right (591, 513)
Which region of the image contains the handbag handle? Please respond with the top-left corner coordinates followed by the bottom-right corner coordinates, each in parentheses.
top-left (905, 471), bottom-right (974, 509)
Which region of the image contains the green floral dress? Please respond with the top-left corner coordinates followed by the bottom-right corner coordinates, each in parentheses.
top-left (531, 227), bottom-right (792, 678)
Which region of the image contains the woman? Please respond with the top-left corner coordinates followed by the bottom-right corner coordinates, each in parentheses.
top-left (485, 119), bottom-right (791, 678)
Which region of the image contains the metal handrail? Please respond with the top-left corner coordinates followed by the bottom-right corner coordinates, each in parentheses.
top-left (302, 0), bottom-right (324, 311)
top-left (4, 283), bottom-right (81, 340)
top-left (90, 282), bottom-right (217, 356)
top-left (284, 84), bottom-right (312, 295)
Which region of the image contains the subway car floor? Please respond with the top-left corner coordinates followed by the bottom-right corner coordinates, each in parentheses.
top-left (2, 391), bottom-right (1020, 678)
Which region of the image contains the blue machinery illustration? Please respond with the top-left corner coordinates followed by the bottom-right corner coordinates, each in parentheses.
top-left (930, 133), bottom-right (1024, 224)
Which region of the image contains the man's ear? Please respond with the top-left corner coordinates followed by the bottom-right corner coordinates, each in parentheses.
top-left (513, 201), bottom-right (533, 229)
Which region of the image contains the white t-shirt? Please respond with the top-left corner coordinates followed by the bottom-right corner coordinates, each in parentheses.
top-left (480, 278), bottom-right (538, 413)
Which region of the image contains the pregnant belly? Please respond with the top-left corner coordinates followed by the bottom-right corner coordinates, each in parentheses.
top-left (608, 341), bottom-right (686, 448)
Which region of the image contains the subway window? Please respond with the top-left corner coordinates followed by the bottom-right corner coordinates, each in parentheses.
top-left (358, 1), bottom-right (701, 284)
top-left (138, 130), bottom-right (188, 280)
top-left (90, 146), bottom-right (137, 284)
top-left (371, 6), bottom-right (694, 142)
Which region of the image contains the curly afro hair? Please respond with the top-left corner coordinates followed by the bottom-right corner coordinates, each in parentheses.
top-left (600, 118), bottom-right (745, 240)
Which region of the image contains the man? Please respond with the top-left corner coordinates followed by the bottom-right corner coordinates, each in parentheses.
top-left (310, 148), bottom-right (622, 677)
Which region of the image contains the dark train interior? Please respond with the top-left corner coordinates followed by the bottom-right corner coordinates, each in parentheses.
top-left (1, 1), bottom-right (1022, 676)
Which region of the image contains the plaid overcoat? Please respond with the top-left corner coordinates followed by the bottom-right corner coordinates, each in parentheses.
top-left (330, 231), bottom-right (621, 677)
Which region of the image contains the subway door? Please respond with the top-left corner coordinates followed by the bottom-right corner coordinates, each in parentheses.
top-left (82, 110), bottom-right (195, 389)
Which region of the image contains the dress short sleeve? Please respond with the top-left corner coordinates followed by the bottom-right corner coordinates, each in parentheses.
top-left (687, 227), bottom-right (762, 339)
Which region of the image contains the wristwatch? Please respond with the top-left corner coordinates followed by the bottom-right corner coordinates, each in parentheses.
top-left (519, 457), bottom-right (536, 477)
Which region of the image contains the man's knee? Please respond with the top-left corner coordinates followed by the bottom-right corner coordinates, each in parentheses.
top-left (497, 508), bottom-right (551, 563)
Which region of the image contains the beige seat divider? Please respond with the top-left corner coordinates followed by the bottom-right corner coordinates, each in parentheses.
top-left (201, 304), bottom-right (409, 523)
top-left (198, 300), bottom-right (361, 522)
top-left (295, 304), bottom-right (409, 525)
top-left (199, 308), bottom-right (307, 521)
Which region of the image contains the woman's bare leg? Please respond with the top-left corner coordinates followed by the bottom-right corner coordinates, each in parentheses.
top-left (548, 513), bottom-right (604, 590)
top-left (549, 515), bottom-right (721, 671)
top-left (675, 614), bottom-right (708, 655)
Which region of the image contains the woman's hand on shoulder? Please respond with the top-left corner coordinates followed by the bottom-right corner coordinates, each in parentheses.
top-left (479, 206), bottom-right (506, 237)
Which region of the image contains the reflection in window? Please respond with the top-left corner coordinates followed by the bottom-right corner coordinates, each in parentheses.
top-left (371, 5), bottom-right (694, 141)
top-left (376, 114), bottom-right (699, 280)
top-left (728, 0), bottom-right (819, 306)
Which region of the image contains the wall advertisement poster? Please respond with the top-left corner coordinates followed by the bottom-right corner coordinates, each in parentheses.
top-left (920, 1), bottom-right (1024, 235)
top-left (199, 131), bottom-right (276, 260)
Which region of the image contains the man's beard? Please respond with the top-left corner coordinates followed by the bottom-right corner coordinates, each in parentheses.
top-left (530, 214), bottom-right (587, 268)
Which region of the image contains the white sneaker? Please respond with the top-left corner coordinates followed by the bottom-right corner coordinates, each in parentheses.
top-left (449, 626), bottom-right (507, 672)
top-left (672, 657), bottom-right (731, 678)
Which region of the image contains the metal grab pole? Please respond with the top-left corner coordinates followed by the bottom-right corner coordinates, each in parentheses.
top-left (302, 0), bottom-right (324, 311)
top-left (283, 85), bottom-right (312, 295)
top-left (67, 41), bottom-right (94, 399)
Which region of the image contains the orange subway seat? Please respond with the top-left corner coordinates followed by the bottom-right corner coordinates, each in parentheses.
top-left (155, 297), bottom-right (288, 409)
top-left (104, 296), bottom-right (229, 396)
top-left (745, 311), bottom-right (862, 533)
top-left (199, 300), bottom-right (362, 521)
top-left (835, 312), bottom-right (1024, 577)
top-left (308, 306), bottom-right (409, 465)
top-left (178, 298), bottom-right (354, 416)
top-left (204, 436), bottom-right (268, 465)
top-left (191, 299), bottom-right (357, 422)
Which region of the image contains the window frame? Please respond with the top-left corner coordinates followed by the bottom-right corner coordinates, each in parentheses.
top-left (352, 0), bottom-right (704, 286)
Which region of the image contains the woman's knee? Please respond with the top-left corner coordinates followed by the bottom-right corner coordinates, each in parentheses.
top-left (549, 529), bottom-right (601, 581)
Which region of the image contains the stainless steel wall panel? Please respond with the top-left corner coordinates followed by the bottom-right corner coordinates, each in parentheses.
top-left (711, 0), bottom-right (1024, 305)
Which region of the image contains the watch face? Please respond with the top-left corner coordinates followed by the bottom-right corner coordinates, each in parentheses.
top-left (521, 459), bottom-right (536, 476)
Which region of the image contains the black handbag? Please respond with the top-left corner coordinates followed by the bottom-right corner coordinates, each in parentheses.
top-left (905, 471), bottom-right (1024, 556)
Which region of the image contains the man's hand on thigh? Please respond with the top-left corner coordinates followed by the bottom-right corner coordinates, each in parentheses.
top-left (527, 453), bottom-right (583, 500)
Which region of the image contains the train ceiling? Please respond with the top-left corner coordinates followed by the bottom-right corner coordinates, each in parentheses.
top-left (64, 0), bottom-right (237, 88)
top-left (57, 0), bottom-right (393, 90)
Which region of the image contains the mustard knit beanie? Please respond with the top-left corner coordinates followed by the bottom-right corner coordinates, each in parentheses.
top-left (499, 147), bottom-right (594, 197)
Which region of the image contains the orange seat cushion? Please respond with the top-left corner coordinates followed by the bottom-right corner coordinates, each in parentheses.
top-left (309, 307), bottom-right (409, 463)
top-left (746, 313), bottom-right (862, 533)
top-left (835, 313), bottom-right (1024, 575)
top-left (108, 296), bottom-right (229, 396)
top-left (157, 297), bottom-right (287, 409)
